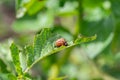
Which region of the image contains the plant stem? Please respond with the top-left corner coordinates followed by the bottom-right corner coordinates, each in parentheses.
top-left (74, 0), bottom-right (83, 38)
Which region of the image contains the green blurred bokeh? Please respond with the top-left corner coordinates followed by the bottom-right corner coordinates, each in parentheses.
top-left (0, 0), bottom-right (120, 80)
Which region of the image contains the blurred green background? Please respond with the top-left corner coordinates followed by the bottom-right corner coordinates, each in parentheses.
top-left (0, 0), bottom-right (120, 80)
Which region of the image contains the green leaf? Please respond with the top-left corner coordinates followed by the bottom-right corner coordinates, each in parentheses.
top-left (19, 48), bottom-right (27, 71)
top-left (16, 0), bottom-right (46, 18)
top-left (75, 34), bottom-right (97, 44)
top-left (24, 28), bottom-right (96, 73)
top-left (26, 45), bottom-right (34, 67)
top-left (34, 28), bottom-right (51, 60)
top-left (10, 43), bottom-right (22, 75)
top-left (27, 0), bottom-right (46, 15)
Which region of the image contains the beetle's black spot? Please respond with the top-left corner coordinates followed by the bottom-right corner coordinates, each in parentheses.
top-left (64, 42), bottom-right (68, 46)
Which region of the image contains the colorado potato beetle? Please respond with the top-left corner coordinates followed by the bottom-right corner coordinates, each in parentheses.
top-left (55, 38), bottom-right (68, 47)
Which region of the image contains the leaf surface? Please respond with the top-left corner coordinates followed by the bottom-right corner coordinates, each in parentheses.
top-left (10, 43), bottom-right (22, 75)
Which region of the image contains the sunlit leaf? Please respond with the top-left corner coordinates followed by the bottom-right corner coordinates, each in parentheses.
top-left (10, 43), bottom-right (22, 75)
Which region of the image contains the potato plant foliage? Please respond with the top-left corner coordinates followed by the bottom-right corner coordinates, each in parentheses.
top-left (10, 28), bottom-right (96, 79)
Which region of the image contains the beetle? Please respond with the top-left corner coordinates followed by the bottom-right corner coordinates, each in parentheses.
top-left (55, 38), bottom-right (68, 47)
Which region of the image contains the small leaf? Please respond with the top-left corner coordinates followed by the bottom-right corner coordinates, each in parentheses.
top-left (19, 49), bottom-right (27, 71)
top-left (75, 34), bottom-right (97, 44)
top-left (26, 45), bottom-right (34, 67)
top-left (10, 43), bottom-right (22, 75)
